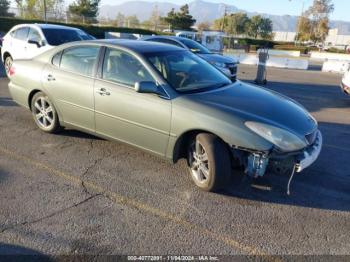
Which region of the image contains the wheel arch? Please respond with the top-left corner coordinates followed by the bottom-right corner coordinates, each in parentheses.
top-left (172, 129), bottom-right (229, 163)
top-left (2, 51), bottom-right (11, 62)
top-left (28, 89), bottom-right (42, 111)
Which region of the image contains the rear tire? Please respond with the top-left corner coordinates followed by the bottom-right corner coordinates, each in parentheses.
top-left (187, 133), bottom-right (231, 192)
top-left (31, 92), bottom-right (61, 133)
top-left (4, 55), bottom-right (13, 77)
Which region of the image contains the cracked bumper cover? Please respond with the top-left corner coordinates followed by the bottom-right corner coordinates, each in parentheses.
top-left (295, 130), bottom-right (323, 173)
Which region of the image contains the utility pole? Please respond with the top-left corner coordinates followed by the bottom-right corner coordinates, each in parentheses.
top-left (221, 5), bottom-right (228, 32)
top-left (43, 0), bottom-right (47, 22)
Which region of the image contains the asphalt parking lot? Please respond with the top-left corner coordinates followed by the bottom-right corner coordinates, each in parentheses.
top-left (0, 64), bottom-right (349, 256)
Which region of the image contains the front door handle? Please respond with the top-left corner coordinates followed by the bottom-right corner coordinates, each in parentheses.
top-left (47, 74), bottom-right (55, 81)
top-left (96, 88), bottom-right (110, 96)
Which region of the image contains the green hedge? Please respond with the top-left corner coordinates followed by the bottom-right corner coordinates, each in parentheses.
top-left (273, 44), bottom-right (321, 54)
top-left (237, 38), bottom-right (275, 48)
top-left (273, 45), bottom-right (308, 54)
top-left (0, 16), bottom-right (157, 38)
top-left (326, 47), bottom-right (347, 54)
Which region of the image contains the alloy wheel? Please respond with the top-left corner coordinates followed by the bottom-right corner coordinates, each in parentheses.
top-left (33, 96), bottom-right (55, 130)
top-left (189, 140), bottom-right (210, 185)
top-left (4, 56), bottom-right (12, 75)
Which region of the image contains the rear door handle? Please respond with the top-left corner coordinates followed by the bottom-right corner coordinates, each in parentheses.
top-left (96, 88), bottom-right (110, 96)
top-left (47, 74), bottom-right (55, 81)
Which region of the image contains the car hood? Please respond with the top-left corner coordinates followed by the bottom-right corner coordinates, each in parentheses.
top-left (197, 53), bottom-right (237, 64)
top-left (184, 81), bottom-right (317, 137)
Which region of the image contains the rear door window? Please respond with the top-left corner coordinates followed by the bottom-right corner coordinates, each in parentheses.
top-left (14, 27), bottom-right (29, 41)
top-left (42, 29), bottom-right (88, 46)
top-left (60, 46), bottom-right (100, 76)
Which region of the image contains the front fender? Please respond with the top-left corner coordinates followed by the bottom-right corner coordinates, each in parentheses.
top-left (166, 99), bottom-right (273, 160)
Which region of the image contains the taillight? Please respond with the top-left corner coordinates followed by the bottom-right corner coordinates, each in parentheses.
top-left (9, 66), bottom-right (15, 76)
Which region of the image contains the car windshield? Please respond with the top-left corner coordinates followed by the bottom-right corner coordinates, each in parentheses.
top-left (42, 28), bottom-right (90, 45)
top-left (145, 50), bottom-right (231, 93)
top-left (177, 38), bottom-right (211, 54)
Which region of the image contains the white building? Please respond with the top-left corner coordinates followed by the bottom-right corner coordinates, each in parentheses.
top-left (273, 31), bottom-right (297, 42)
top-left (325, 28), bottom-right (350, 46)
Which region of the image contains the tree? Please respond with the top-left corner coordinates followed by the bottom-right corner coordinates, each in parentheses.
top-left (226, 13), bottom-right (250, 35)
top-left (259, 17), bottom-right (273, 39)
top-left (245, 15), bottom-right (273, 39)
top-left (15, 0), bottom-right (64, 20)
top-left (213, 13), bottom-right (250, 35)
top-left (162, 4), bottom-right (196, 30)
top-left (114, 12), bottom-right (125, 27)
top-left (297, 0), bottom-right (334, 43)
top-left (0, 0), bottom-right (14, 17)
top-left (247, 15), bottom-right (262, 39)
top-left (149, 4), bottom-right (160, 30)
top-left (125, 15), bottom-right (140, 28)
top-left (197, 22), bottom-right (211, 32)
top-left (213, 14), bottom-right (272, 39)
top-left (296, 15), bottom-right (312, 41)
top-left (69, 0), bottom-right (101, 24)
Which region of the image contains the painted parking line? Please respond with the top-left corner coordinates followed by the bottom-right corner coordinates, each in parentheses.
top-left (0, 146), bottom-right (271, 256)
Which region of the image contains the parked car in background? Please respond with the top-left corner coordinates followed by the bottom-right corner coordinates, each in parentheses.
top-left (341, 67), bottom-right (350, 95)
top-left (1, 23), bottom-right (94, 76)
top-left (141, 36), bottom-right (239, 81)
top-left (0, 32), bottom-right (4, 47)
top-left (7, 40), bottom-right (322, 192)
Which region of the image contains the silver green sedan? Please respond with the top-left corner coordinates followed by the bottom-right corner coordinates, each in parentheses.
top-left (8, 40), bottom-right (322, 192)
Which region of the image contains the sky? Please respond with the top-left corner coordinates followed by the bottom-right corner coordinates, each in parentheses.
top-left (99, 0), bottom-right (350, 21)
top-left (10, 0), bottom-right (350, 22)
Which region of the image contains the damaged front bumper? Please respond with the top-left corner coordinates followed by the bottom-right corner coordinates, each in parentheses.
top-left (242, 130), bottom-right (323, 177)
top-left (295, 130), bottom-right (322, 173)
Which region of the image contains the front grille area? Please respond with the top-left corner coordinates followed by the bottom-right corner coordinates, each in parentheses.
top-left (226, 63), bottom-right (237, 75)
top-left (305, 130), bottom-right (318, 145)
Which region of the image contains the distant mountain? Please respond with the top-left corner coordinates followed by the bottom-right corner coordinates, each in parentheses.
top-left (99, 0), bottom-right (350, 33)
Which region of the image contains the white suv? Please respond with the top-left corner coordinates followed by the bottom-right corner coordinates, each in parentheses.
top-left (1, 23), bottom-right (94, 76)
top-left (341, 67), bottom-right (350, 96)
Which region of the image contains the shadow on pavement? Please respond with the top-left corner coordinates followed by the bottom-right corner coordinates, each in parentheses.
top-left (55, 129), bottom-right (103, 140)
top-left (0, 97), bottom-right (17, 107)
top-left (0, 167), bottom-right (9, 184)
top-left (0, 59), bottom-right (5, 78)
top-left (307, 63), bottom-right (323, 71)
top-left (0, 243), bottom-right (51, 261)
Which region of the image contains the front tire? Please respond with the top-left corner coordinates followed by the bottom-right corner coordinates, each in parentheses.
top-left (31, 92), bottom-right (61, 133)
top-left (187, 133), bottom-right (231, 192)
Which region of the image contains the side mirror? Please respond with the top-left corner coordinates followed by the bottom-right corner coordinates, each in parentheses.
top-left (28, 39), bottom-right (41, 48)
top-left (134, 81), bottom-right (160, 94)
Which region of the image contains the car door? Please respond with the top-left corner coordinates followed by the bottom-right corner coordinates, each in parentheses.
top-left (11, 27), bottom-right (29, 59)
top-left (94, 47), bottom-right (171, 156)
top-left (25, 27), bottom-right (48, 59)
top-left (42, 45), bottom-right (100, 132)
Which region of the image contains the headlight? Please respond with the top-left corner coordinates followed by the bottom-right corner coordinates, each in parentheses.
top-left (245, 121), bottom-right (307, 152)
top-left (211, 61), bottom-right (226, 68)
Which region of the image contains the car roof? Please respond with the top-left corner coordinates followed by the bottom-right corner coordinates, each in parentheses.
top-left (15, 23), bottom-right (81, 31)
top-left (144, 35), bottom-right (184, 42)
top-left (83, 39), bottom-right (185, 54)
